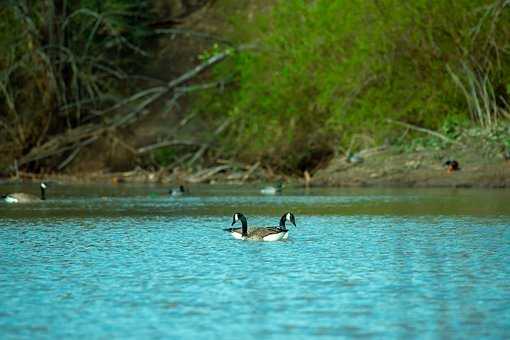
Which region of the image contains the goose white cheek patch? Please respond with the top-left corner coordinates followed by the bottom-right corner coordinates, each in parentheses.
top-left (5, 196), bottom-right (18, 203)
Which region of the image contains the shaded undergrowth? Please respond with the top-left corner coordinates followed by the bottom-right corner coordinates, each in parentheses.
top-left (0, 0), bottom-right (213, 173)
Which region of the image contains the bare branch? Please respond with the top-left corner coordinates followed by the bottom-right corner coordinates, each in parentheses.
top-left (386, 119), bottom-right (460, 145)
top-left (137, 140), bottom-right (202, 154)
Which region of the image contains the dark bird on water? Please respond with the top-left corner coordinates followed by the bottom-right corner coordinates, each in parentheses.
top-left (169, 185), bottom-right (186, 196)
top-left (1, 182), bottom-right (48, 203)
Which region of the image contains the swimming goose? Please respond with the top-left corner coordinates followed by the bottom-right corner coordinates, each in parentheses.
top-left (223, 213), bottom-right (286, 241)
top-left (260, 182), bottom-right (283, 195)
top-left (169, 185), bottom-right (186, 196)
top-left (1, 182), bottom-right (47, 203)
top-left (275, 212), bottom-right (296, 240)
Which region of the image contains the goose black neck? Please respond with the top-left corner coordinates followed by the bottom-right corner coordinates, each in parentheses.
top-left (40, 186), bottom-right (46, 200)
top-left (240, 215), bottom-right (248, 236)
top-left (279, 214), bottom-right (287, 229)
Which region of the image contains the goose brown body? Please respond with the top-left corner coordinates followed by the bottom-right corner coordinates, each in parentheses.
top-left (225, 213), bottom-right (286, 241)
top-left (1, 183), bottom-right (47, 203)
top-left (3, 193), bottom-right (40, 203)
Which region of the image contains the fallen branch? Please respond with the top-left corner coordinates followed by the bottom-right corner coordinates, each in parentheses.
top-left (165, 153), bottom-right (194, 170)
top-left (7, 42), bottom-right (253, 172)
top-left (137, 140), bottom-right (202, 154)
top-left (154, 28), bottom-right (231, 44)
top-left (186, 164), bottom-right (232, 183)
top-left (175, 78), bottom-right (233, 94)
top-left (167, 43), bottom-right (256, 90)
top-left (386, 119), bottom-right (460, 145)
top-left (188, 117), bottom-right (232, 165)
top-left (57, 136), bottom-right (97, 170)
top-left (17, 124), bottom-right (99, 166)
top-left (242, 162), bottom-right (260, 182)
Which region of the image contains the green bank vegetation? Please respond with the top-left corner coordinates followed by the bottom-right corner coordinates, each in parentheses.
top-left (199, 0), bottom-right (510, 172)
top-left (1, 0), bottom-right (509, 175)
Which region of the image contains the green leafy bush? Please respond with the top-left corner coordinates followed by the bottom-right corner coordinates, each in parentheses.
top-left (201, 0), bottom-right (510, 172)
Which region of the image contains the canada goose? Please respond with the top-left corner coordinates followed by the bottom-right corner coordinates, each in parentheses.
top-left (260, 182), bottom-right (283, 195)
top-left (444, 160), bottom-right (460, 173)
top-left (1, 182), bottom-right (47, 203)
top-left (223, 213), bottom-right (286, 241)
top-left (169, 185), bottom-right (186, 196)
top-left (275, 212), bottom-right (296, 240)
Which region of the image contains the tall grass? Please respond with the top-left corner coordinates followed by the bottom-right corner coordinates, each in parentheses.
top-left (447, 1), bottom-right (510, 129)
top-left (0, 0), bottom-right (157, 171)
top-left (199, 0), bottom-right (510, 171)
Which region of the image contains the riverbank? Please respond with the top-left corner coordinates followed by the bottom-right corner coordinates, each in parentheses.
top-left (313, 147), bottom-right (510, 189)
top-left (3, 138), bottom-right (509, 188)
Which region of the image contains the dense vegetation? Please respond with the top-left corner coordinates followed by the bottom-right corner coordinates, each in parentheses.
top-left (200, 0), bottom-right (510, 172)
top-left (0, 0), bottom-right (212, 173)
top-left (1, 0), bottom-right (509, 175)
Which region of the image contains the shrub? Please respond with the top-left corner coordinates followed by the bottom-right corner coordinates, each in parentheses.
top-left (0, 0), bottom-right (158, 171)
top-left (200, 0), bottom-right (510, 172)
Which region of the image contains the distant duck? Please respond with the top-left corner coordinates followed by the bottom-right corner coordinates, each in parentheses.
top-left (260, 182), bottom-right (283, 195)
top-left (1, 182), bottom-right (47, 203)
top-left (169, 185), bottom-right (186, 196)
top-left (346, 151), bottom-right (363, 164)
top-left (444, 160), bottom-right (460, 173)
top-left (275, 212), bottom-right (296, 240)
top-left (224, 212), bottom-right (286, 241)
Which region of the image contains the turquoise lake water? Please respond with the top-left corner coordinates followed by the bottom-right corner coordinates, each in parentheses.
top-left (1, 184), bottom-right (509, 339)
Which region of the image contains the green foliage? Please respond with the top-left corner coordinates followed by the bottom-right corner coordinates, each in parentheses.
top-left (201, 0), bottom-right (510, 171)
top-left (153, 147), bottom-right (178, 167)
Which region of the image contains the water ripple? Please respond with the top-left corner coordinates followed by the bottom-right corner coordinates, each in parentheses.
top-left (0, 189), bottom-right (509, 339)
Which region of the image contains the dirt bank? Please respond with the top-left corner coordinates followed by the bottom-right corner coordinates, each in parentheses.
top-left (4, 151), bottom-right (510, 189)
top-left (312, 142), bottom-right (510, 188)
top-left (3, 133), bottom-right (509, 188)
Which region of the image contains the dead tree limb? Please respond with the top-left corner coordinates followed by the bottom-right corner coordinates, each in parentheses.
top-left (186, 164), bottom-right (232, 183)
top-left (155, 28), bottom-right (230, 44)
top-left (57, 136), bottom-right (98, 170)
top-left (137, 140), bottom-right (202, 154)
top-left (386, 119), bottom-right (460, 145)
top-left (167, 43), bottom-right (255, 89)
top-left (242, 161), bottom-right (260, 182)
top-left (8, 43), bottom-right (253, 172)
top-left (188, 117), bottom-right (232, 165)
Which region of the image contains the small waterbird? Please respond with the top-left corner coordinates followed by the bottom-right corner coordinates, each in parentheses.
top-left (444, 160), bottom-right (460, 173)
top-left (224, 213), bottom-right (287, 241)
top-left (1, 182), bottom-right (48, 203)
top-left (169, 185), bottom-right (186, 196)
top-left (260, 182), bottom-right (283, 195)
top-left (346, 151), bottom-right (364, 164)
